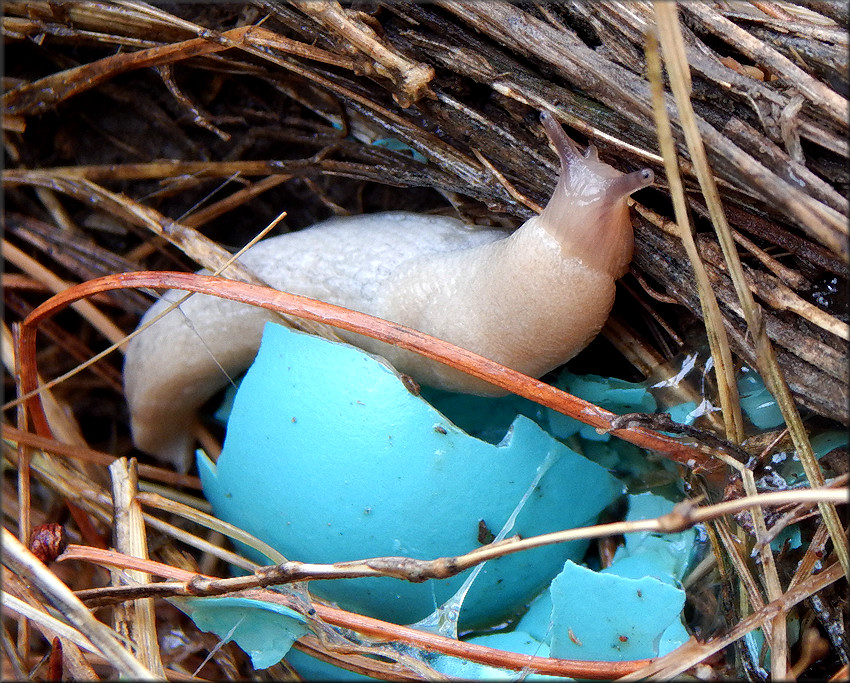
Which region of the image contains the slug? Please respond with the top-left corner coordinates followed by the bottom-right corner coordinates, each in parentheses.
top-left (124, 112), bottom-right (653, 468)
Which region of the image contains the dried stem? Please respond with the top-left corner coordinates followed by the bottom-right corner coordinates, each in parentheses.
top-left (653, 0), bottom-right (849, 585)
top-left (108, 458), bottom-right (164, 676)
top-left (645, 30), bottom-right (744, 444)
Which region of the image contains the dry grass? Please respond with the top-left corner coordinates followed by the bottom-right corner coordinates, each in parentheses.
top-left (3, 1), bottom-right (848, 680)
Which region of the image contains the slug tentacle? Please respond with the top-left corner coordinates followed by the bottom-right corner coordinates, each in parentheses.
top-left (539, 110), bottom-right (583, 171)
top-left (609, 168), bottom-right (655, 201)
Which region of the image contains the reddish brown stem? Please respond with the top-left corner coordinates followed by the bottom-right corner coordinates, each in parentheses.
top-left (59, 545), bottom-right (652, 679)
top-left (18, 271), bottom-right (720, 470)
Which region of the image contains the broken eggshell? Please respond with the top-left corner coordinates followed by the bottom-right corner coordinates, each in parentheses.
top-left (516, 493), bottom-right (694, 662)
top-left (198, 322), bottom-right (623, 629)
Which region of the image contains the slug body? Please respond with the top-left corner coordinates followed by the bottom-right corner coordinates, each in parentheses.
top-left (124, 112), bottom-right (653, 467)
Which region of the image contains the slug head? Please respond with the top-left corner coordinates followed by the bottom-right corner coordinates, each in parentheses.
top-left (538, 111), bottom-right (653, 279)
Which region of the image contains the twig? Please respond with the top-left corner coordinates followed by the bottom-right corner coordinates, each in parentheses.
top-left (1, 425), bottom-right (202, 489)
top-left (60, 551), bottom-right (654, 680)
top-left (2, 593), bottom-right (98, 655)
top-left (136, 491), bottom-right (287, 566)
top-left (16, 271), bottom-right (725, 471)
top-left (3, 241), bottom-right (126, 346)
top-left (290, 0), bottom-right (434, 107)
top-left (62, 487), bottom-right (847, 595)
top-left (682, 3), bottom-right (849, 128)
top-left (2, 25), bottom-right (353, 116)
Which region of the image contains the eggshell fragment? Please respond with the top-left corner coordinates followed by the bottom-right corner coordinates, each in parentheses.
top-left (546, 493), bottom-right (694, 661)
top-left (172, 597), bottom-right (308, 670)
top-left (549, 562), bottom-right (686, 661)
top-left (199, 323), bottom-right (622, 628)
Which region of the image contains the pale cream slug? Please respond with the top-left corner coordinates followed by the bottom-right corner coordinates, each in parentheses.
top-left (124, 112), bottom-right (653, 467)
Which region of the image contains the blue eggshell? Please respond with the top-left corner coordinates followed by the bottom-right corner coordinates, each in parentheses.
top-left (612, 492), bottom-right (696, 584)
top-left (199, 323), bottom-right (622, 629)
top-left (547, 371), bottom-right (658, 442)
top-left (737, 367), bottom-right (784, 429)
top-left (432, 631), bottom-right (559, 680)
top-left (546, 493), bottom-right (694, 661)
top-left (549, 561), bottom-right (686, 661)
top-left (172, 596), bottom-right (308, 670)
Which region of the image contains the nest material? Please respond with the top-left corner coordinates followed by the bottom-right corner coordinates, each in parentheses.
top-left (4, 0), bottom-right (848, 425)
top-left (3, 1), bottom-right (848, 680)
